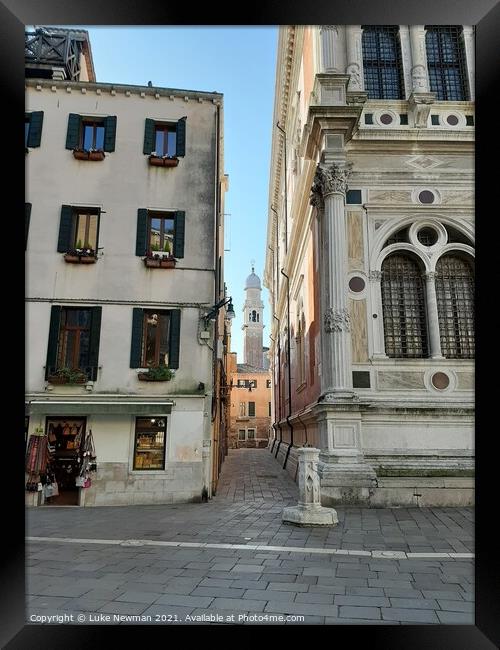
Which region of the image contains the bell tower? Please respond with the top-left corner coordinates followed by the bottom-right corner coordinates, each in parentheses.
top-left (242, 261), bottom-right (264, 368)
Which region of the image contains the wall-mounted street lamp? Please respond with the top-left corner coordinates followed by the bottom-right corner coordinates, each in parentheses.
top-left (203, 297), bottom-right (235, 329)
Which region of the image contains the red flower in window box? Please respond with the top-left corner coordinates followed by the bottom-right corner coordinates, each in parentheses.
top-left (148, 154), bottom-right (179, 168)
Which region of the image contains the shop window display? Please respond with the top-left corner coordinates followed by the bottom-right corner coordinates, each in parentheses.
top-left (134, 417), bottom-right (167, 470)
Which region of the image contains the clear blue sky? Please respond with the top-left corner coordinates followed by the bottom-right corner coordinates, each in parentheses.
top-left (62, 26), bottom-right (278, 360)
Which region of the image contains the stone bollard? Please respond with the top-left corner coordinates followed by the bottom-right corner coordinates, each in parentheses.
top-left (282, 447), bottom-right (338, 526)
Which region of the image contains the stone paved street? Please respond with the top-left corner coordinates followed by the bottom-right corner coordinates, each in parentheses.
top-left (26, 449), bottom-right (474, 625)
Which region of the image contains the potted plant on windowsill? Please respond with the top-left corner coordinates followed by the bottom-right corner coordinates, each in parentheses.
top-left (47, 367), bottom-right (88, 385)
top-left (143, 245), bottom-right (176, 269)
top-left (137, 366), bottom-right (175, 382)
top-left (148, 151), bottom-right (179, 168)
top-left (64, 242), bottom-right (97, 264)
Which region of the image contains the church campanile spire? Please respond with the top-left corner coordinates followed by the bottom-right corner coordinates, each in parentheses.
top-left (242, 262), bottom-right (264, 368)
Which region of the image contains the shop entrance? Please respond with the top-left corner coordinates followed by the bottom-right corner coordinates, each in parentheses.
top-left (45, 417), bottom-right (86, 506)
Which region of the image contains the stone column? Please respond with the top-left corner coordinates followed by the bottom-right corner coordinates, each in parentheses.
top-left (345, 25), bottom-right (364, 91)
top-left (408, 26), bottom-right (435, 128)
top-left (462, 26), bottom-right (475, 101)
top-left (409, 25), bottom-right (430, 93)
top-left (311, 162), bottom-right (354, 401)
top-left (320, 26), bottom-right (341, 72)
top-left (369, 270), bottom-right (388, 359)
top-left (282, 447), bottom-right (338, 526)
top-left (310, 166), bottom-right (378, 506)
top-left (424, 272), bottom-right (444, 359)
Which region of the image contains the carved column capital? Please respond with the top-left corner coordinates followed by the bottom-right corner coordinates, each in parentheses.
top-left (324, 307), bottom-right (351, 333)
top-left (368, 270), bottom-right (382, 282)
top-left (309, 182), bottom-right (325, 210)
top-left (424, 271), bottom-right (437, 281)
top-left (312, 163), bottom-right (352, 199)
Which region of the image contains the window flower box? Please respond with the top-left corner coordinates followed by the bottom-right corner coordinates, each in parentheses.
top-left (143, 255), bottom-right (176, 269)
top-left (73, 148), bottom-right (105, 161)
top-left (137, 366), bottom-right (174, 382)
top-left (47, 368), bottom-right (88, 385)
top-left (64, 248), bottom-right (97, 264)
top-left (148, 154), bottom-right (179, 168)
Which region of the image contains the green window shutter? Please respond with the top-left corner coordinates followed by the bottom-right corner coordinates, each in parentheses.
top-left (103, 115), bottom-right (117, 152)
top-left (27, 111), bottom-right (44, 148)
top-left (136, 209), bottom-right (148, 256)
top-left (143, 118), bottom-right (155, 154)
top-left (45, 306), bottom-right (62, 379)
top-left (130, 308), bottom-right (144, 368)
top-left (168, 310), bottom-right (181, 369)
top-left (173, 210), bottom-right (185, 258)
top-left (25, 203), bottom-right (32, 250)
top-left (65, 113), bottom-right (82, 150)
top-left (176, 117), bottom-right (186, 157)
top-left (88, 307), bottom-right (102, 381)
top-left (57, 205), bottom-right (73, 252)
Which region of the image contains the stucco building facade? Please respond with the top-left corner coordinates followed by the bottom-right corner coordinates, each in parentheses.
top-left (25, 27), bottom-right (229, 506)
top-left (264, 25), bottom-right (474, 506)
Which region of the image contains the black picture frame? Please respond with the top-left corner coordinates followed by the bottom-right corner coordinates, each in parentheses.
top-left (6, 0), bottom-right (499, 646)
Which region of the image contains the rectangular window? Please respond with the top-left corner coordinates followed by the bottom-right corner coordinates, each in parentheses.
top-left (25, 111), bottom-right (44, 148)
top-left (58, 205), bottom-right (100, 257)
top-left (82, 120), bottom-right (105, 151)
top-left (362, 26), bottom-right (404, 99)
top-left (154, 124), bottom-right (177, 157)
top-left (142, 311), bottom-right (171, 367)
top-left (148, 212), bottom-right (175, 255)
top-left (346, 190), bottom-right (362, 205)
top-left (425, 26), bottom-right (469, 101)
top-left (238, 429), bottom-right (246, 441)
top-left (248, 402), bottom-right (256, 417)
top-left (239, 402), bottom-right (246, 417)
top-left (266, 379), bottom-right (272, 388)
top-left (73, 209), bottom-right (99, 251)
top-left (133, 417), bottom-right (166, 470)
top-left (247, 429), bottom-right (255, 440)
top-left (56, 308), bottom-right (92, 371)
top-left (268, 402), bottom-right (272, 416)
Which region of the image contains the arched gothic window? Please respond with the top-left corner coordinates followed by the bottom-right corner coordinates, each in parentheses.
top-left (381, 253), bottom-right (428, 358)
top-left (435, 254), bottom-right (474, 358)
top-left (361, 26), bottom-right (404, 99)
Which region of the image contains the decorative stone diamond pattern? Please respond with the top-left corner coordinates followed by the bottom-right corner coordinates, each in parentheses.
top-left (406, 155), bottom-right (444, 170)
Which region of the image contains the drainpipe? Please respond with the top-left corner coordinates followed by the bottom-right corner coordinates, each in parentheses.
top-left (269, 333), bottom-right (277, 453)
top-left (270, 206), bottom-right (283, 459)
top-left (281, 268), bottom-right (294, 469)
top-left (209, 100), bottom-right (222, 497)
top-left (276, 123), bottom-right (288, 254)
top-left (273, 315), bottom-right (283, 458)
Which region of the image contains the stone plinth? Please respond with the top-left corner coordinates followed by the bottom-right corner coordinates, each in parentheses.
top-left (282, 447), bottom-right (338, 526)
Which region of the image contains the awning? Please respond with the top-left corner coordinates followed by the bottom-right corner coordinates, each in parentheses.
top-left (26, 400), bottom-right (174, 416)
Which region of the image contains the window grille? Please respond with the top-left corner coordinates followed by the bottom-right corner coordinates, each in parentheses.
top-left (425, 26), bottom-right (469, 101)
top-left (383, 227), bottom-right (409, 247)
top-left (381, 254), bottom-right (428, 358)
top-left (435, 254), bottom-right (474, 358)
top-left (362, 26), bottom-right (404, 99)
